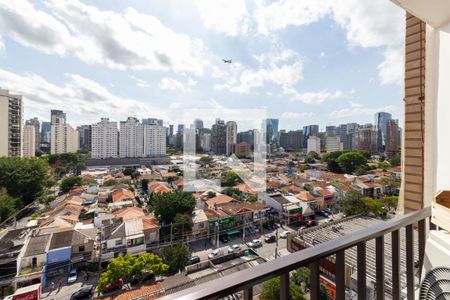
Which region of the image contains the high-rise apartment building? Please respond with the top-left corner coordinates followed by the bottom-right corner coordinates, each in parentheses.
top-left (142, 118), bottom-right (163, 126)
top-left (303, 125), bottom-right (319, 148)
top-left (357, 124), bottom-right (377, 154)
top-left (307, 136), bottom-right (321, 154)
top-left (25, 117), bottom-right (40, 153)
top-left (237, 130), bottom-right (255, 149)
top-left (77, 125), bottom-right (92, 151)
top-left (385, 119), bottom-right (400, 156)
top-left (91, 118), bottom-right (118, 159)
top-left (279, 130), bottom-right (303, 150)
top-left (50, 110), bottom-right (78, 154)
top-left (325, 126), bottom-right (336, 137)
top-left (226, 121), bottom-right (237, 156)
top-left (143, 125), bottom-right (166, 157)
top-left (0, 89), bottom-right (23, 157)
top-left (41, 121), bottom-right (51, 143)
top-left (22, 124), bottom-right (35, 158)
top-left (194, 119), bottom-right (204, 130)
top-left (374, 112), bottom-right (392, 152)
top-left (119, 117), bottom-right (144, 158)
top-left (262, 118), bottom-right (279, 145)
top-left (325, 136), bottom-right (343, 153)
top-left (211, 119), bottom-right (227, 155)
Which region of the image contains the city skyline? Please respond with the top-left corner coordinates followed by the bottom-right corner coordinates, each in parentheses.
top-left (0, 0), bottom-right (404, 130)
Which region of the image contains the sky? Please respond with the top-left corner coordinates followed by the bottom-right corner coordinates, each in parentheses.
top-left (0, 0), bottom-right (405, 131)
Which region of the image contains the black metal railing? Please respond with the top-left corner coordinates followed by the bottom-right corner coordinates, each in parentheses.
top-left (161, 207), bottom-right (431, 300)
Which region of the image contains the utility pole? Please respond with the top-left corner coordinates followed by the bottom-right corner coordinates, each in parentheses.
top-left (215, 222), bottom-right (219, 248)
top-left (275, 227), bottom-right (279, 259)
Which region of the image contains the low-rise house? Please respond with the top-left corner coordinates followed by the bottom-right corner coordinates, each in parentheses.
top-left (111, 188), bottom-right (135, 203)
top-left (101, 218), bottom-right (126, 261)
top-left (148, 181), bottom-right (172, 194)
top-left (16, 234), bottom-right (51, 288)
top-left (191, 209), bottom-right (208, 238)
top-left (0, 228), bottom-right (30, 297)
top-left (205, 194), bottom-right (235, 209)
top-left (352, 179), bottom-right (382, 198)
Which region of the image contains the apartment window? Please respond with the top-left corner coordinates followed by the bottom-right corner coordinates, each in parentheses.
top-left (115, 239), bottom-right (122, 246)
top-left (32, 257), bottom-right (37, 268)
top-left (79, 245), bottom-right (85, 252)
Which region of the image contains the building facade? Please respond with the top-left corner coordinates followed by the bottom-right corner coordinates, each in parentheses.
top-left (374, 112), bottom-right (392, 152)
top-left (22, 124), bottom-right (35, 158)
top-left (211, 119), bottom-right (227, 155)
top-left (325, 136), bottom-right (343, 153)
top-left (307, 136), bottom-right (321, 154)
top-left (357, 124), bottom-right (377, 154)
top-left (119, 117), bottom-right (144, 158)
top-left (143, 125), bottom-right (166, 157)
top-left (25, 117), bottom-right (40, 153)
top-left (91, 118), bottom-right (118, 159)
top-left (226, 121), bottom-right (237, 156)
top-left (0, 89), bottom-right (23, 157)
top-left (77, 125), bottom-right (91, 151)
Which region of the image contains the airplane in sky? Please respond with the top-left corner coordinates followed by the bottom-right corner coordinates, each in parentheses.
top-left (222, 59), bottom-right (232, 63)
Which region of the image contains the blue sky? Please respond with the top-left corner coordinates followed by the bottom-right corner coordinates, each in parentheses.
top-left (0, 0), bottom-right (405, 131)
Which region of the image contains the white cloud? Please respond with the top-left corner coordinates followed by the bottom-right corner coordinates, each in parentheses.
top-left (229, 60), bottom-right (304, 93)
top-left (254, 0), bottom-right (331, 35)
top-left (285, 88), bottom-right (343, 104)
top-left (281, 111), bottom-right (315, 119)
top-left (329, 102), bottom-right (397, 118)
top-left (129, 75), bottom-right (150, 88)
top-left (193, 0), bottom-right (250, 36)
top-left (0, 68), bottom-right (165, 124)
top-left (0, 0), bottom-right (209, 74)
top-left (253, 0), bottom-right (404, 85)
top-left (159, 78), bottom-right (186, 91)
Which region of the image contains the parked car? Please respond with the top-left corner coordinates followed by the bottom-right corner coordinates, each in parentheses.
top-left (219, 234), bottom-right (229, 243)
top-left (325, 218), bottom-right (334, 223)
top-left (104, 279), bottom-right (124, 293)
top-left (227, 244), bottom-right (242, 253)
top-left (264, 235), bottom-right (276, 243)
top-left (246, 239), bottom-right (263, 248)
top-left (189, 256), bottom-right (200, 265)
top-left (208, 249), bottom-right (223, 259)
top-left (70, 286), bottom-right (93, 300)
top-left (279, 231), bottom-right (292, 239)
top-left (131, 271), bottom-right (155, 286)
top-left (67, 268), bottom-right (77, 284)
top-left (323, 208), bottom-right (332, 215)
top-left (307, 220), bottom-right (317, 227)
top-left (3, 295), bottom-right (13, 300)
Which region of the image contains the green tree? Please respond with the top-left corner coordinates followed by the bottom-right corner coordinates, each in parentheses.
top-left (141, 179), bottom-right (149, 193)
top-left (291, 267), bottom-right (310, 291)
top-left (103, 179), bottom-right (116, 186)
top-left (261, 277), bottom-right (306, 300)
top-left (123, 167), bottom-right (134, 176)
top-left (341, 191), bottom-right (367, 216)
top-left (223, 187), bottom-right (243, 199)
top-left (221, 171), bottom-right (241, 187)
top-left (151, 192), bottom-right (196, 224)
top-left (60, 176), bottom-right (84, 193)
top-left (0, 188), bottom-right (18, 222)
top-left (320, 285), bottom-right (328, 300)
top-left (363, 197), bottom-right (385, 218)
top-left (160, 245), bottom-right (189, 275)
top-left (173, 213), bottom-right (193, 238)
top-left (305, 151), bottom-right (319, 164)
top-left (247, 194), bottom-right (257, 202)
top-left (357, 150), bottom-right (371, 160)
top-left (98, 253), bottom-right (168, 293)
top-left (382, 196), bottom-right (399, 211)
top-left (389, 152), bottom-right (401, 167)
top-left (322, 151), bottom-right (344, 173)
top-left (199, 156), bottom-right (214, 165)
top-left (0, 157), bottom-right (49, 205)
top-left (207, 191), bottom-right (216, 198)
top-left (336, 152), bottom-right (367, 174)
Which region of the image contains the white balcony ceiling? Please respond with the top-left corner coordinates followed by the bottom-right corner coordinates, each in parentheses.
top-left (392, 0), bottom-right (450, 28)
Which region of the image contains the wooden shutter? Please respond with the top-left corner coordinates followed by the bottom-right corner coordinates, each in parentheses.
top-left (403, 13), bottom-right (425, 213)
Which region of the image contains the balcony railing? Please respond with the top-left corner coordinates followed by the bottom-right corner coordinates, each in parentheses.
top-left (162, 207), bottom-right (431, 300)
